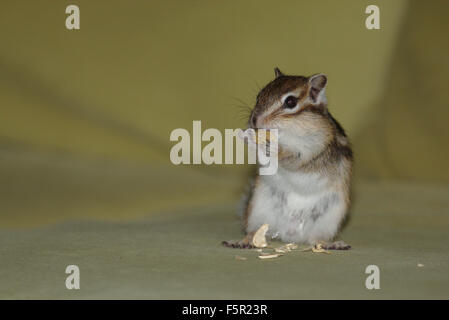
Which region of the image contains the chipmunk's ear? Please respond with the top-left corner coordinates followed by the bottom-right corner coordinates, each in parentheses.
top-left (274, 67), bottom-right (284, 78)
top-left (308, 74), bottom-right (327, 104)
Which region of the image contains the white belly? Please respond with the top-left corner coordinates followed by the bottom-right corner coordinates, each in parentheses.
top-left (246, 168), bottom-right (347, 244)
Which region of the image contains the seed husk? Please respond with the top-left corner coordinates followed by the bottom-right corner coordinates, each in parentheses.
top-left (252, 223), bottom-right (269, 248)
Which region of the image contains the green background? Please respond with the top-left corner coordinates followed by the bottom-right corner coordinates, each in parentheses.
top-left (0, 0), bottom-right (448, 299)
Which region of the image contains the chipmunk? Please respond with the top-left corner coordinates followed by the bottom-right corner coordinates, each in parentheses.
top-left (223, 68), bottom-right (353, 250)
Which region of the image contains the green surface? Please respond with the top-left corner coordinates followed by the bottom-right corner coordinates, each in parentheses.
top-left (356, 0), bottom-right (449, 183)
top-left (1, 0), bottom-right (449, 300)
top-left (1, 181), bottom-right (448, 299)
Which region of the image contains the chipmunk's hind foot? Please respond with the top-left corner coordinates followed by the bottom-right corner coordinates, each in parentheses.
top-left (321, 240), bottom-right (351, 250)
top-left (222, 240), bottom-right (254, 249)
top-left (222, 232), bottom-right (255, 249)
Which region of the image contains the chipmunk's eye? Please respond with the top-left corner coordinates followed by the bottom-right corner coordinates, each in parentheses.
top-left (283, 95), bottom-right (298, 109)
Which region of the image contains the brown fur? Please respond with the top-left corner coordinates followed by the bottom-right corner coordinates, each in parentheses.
top-left (224, 70), bottom-right (353, 249)
top-left (249, 71), bottom-right (353, 232)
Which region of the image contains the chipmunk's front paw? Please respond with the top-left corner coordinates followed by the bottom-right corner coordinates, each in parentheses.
top-left (320, 240), bottom-right (351, 250)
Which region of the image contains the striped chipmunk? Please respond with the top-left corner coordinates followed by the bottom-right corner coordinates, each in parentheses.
top-left (223, 68), bottom-right (353, 250)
